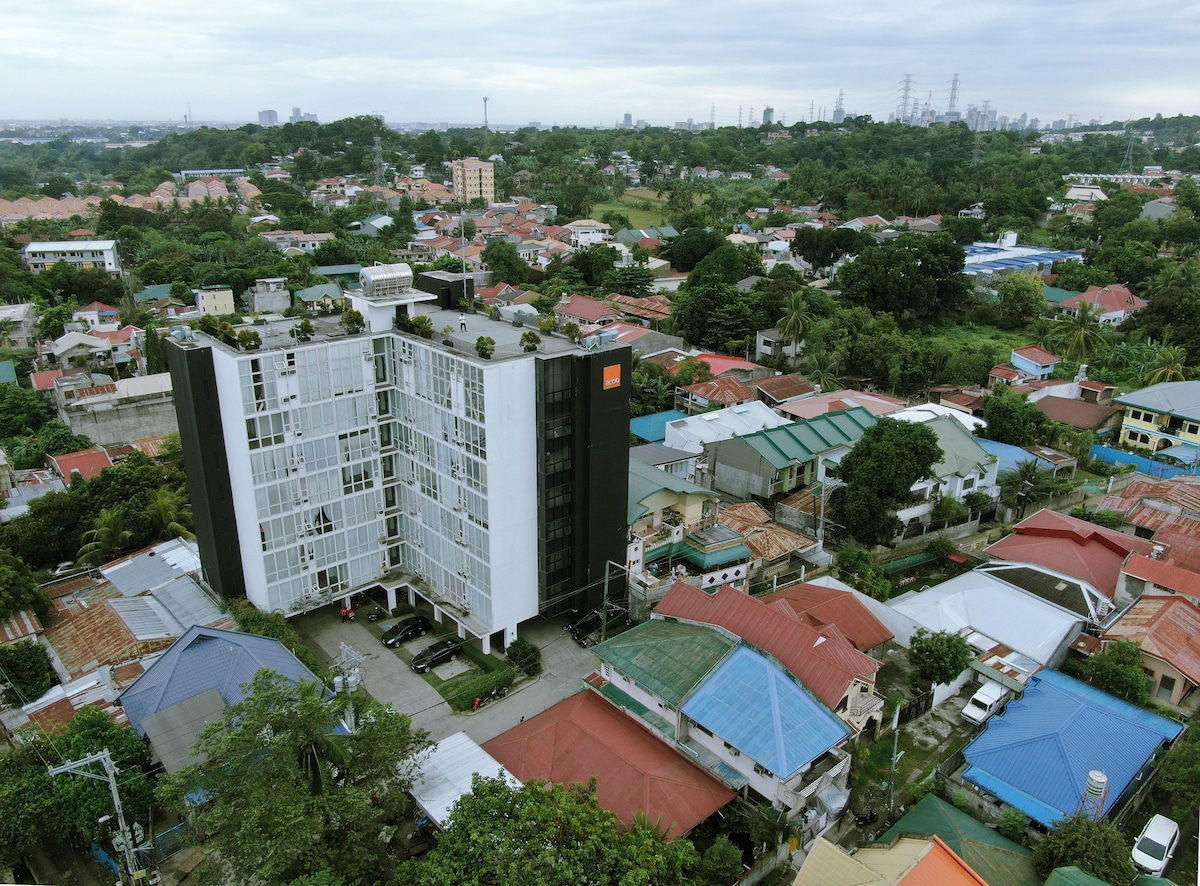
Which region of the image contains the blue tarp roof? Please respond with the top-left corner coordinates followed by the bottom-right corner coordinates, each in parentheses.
top-left (631, 409), bottom-right (688, 444)
top-left (977, 438), bottom-right (1059, 475)
top-left (962, 670), bottom-right (1183, 827)
top-left (681, 645), bottom-right (848, 781)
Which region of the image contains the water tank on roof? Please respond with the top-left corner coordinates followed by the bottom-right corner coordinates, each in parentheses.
top-left (1084, 770), bottom-right (1108, 799)
top-left (359, 262), bottom-right (413, 298)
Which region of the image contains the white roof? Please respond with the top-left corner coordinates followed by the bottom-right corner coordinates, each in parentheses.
top-left (891, 403), bottom-right (985, 433)
top-left (410, 732), bottom-right (520, 829)
top-left (888, 570), bottom-right (1084, 665)
top-left (24, 239), bottom-right (117, 251)
top-left (664, 401), bottom-right (791, 453)
top-left (51, 331), bottom-right (109, 358)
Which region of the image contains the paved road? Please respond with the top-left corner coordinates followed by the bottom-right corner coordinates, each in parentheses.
top-left (290, 605), bottom-right (604, 745)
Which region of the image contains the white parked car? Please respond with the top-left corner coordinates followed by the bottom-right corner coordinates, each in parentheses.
top-left (1131, 813), bottom-right (1179, 876)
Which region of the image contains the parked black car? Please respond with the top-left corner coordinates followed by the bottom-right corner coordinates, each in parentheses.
top-left (411, 638), bottom-right (461, 673)
top-left (381, 615), bottom-right (431, 648)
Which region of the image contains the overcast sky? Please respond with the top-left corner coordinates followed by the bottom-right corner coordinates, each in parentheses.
top-left (4, 1), bottom-right (1199, 129)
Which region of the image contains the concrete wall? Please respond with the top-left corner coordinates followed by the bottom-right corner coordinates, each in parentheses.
top-left (62, 397), bottom-right (179, 447)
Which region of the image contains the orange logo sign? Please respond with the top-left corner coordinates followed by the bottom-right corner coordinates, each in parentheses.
top-left (603, 364), bottom-right (621, 389)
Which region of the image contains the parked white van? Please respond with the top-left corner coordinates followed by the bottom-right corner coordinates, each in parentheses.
top-left (962, 680), bottom-right (1011, 725)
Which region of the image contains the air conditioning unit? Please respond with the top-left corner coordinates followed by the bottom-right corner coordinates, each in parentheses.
top-left (362, 350), bottom-right (373, 361)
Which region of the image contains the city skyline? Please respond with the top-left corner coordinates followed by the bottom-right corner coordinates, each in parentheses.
top-left (4, 1), bottom-right (1199, 130)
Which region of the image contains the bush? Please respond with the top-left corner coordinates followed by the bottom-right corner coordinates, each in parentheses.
top-left (445, 667), bottom-right (516, 712)
top-left (0, 640), bottom-right (57, 707)
top-left (950, 789), bottom-right (972, 812)
top-left (925, 537), bottom-right (956, 567)
top-left (227, 599), bottom-right (324, 677)
top-left (903, 775), bottom-right (945, 807)
top-left (997, 807), bottom-right (1028, 843)
top-left (475, 336), bottom-right (496, 359)
top-left (412, 315), bottom-right (435, 339)
top-left (506, 636), bottom-right (542, 677)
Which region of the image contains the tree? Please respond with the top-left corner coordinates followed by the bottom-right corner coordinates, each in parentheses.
top-left (834, 547), bottom-right (892, 601)
top-left (673, 356), bottom-right (713, 388)
top-left (237, 328), bottom-right (261, 350)
top-left (1052, 301), bottom-right (1108, 363)
top-left (145, 484), bottom-right (194, 541)
top-left (1139, 343), bottom-right (1189, 386)
top-left (520, 330), bottom-right (541, 353)
top-left (997, 459), bottom-right (1057, 520)
top-left (832, 418), bottom-right (943, 546)
top-left (76, 507), bottom-right (134, 565)
top-left (0, 639), bottom-right (56, 707)
top-left (838, 233), bottom-right (970, 328)
top-left (0, 548), bottom-right (50, 622)
top-left (802, 350), bottom-right (843, 391)
top-left (1083, 639), bottom-right (1152, 706)
top-left (339, 309), bottom-right (365, 335)
top-left (475, 336), bottom-right (495, 359)
top-left (684, 244), bottom-right (763, 292)
top-left (977, 386), bottom-right (1050, 447)
top-left (776, 291), bottom-right (814, 358)
top-left (481, 240), bottom-right (530, 285)
top-left (1032, 813), bottom-right (1136, 885)
top-left (401, 775), bottom-right (700, 886)
top-left (1159, 726), bottom-right (1200, 821)
top-left (996, 273), bottom-right (1046, 323)
top-left (158, 669), bottom-right (429, 886)
top-left (602, 264), bottom-right (656, 299)
top-left (908, 628), bottom-right (973, 687)
top-left (37, 304), bottom-right (75, 341)
top-left (0, 384), bottom-right (53, 439)
top-left (290, 318), bottom-right (316, 342)
top-left (667, 228), bottom-right (725, 272)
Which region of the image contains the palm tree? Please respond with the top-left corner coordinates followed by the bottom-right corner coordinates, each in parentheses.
top-left (1140, 344), bottom-right (1189, 386)
top-left (802, 350), bottom-right (842, 392)
top-left (776, 292), bottom-right (814, 363)
top-left (77, 508), bottom-right (133, 565)
top-left (291, 680), bottom-right (351, 795)
top-left (1052, 301), bottom-right (1108, 364)
top-left (998, 460), bottom-right (1056, 521)
top-left (1026, 317), bottom-right (1056, 351)
top-left (146, 485), bottom-right (195, 541)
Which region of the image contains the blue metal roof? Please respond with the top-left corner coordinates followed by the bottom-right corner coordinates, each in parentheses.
top-left (963, 670), bottom-right (1183, 827)
top-left (977, 438), bottom-right (1058, 475)
top-left (631, 409), bottom-right (689, 444)
top-left (681, 645), bottom-right (848, 781)
top-left (119, 625), bottom-right (327, 737)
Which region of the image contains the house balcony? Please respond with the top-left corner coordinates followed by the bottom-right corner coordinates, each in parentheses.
top-left (846, 693), bottom-right (885, 721)
top-left (795, 746), bottom-right (851, 804)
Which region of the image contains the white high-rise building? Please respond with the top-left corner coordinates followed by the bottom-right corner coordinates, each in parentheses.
top-left (168, 264), bottom-right (630, 651)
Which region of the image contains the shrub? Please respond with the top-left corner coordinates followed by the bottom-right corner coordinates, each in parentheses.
top-left (0, 640), bottom-right (57, 706)
top-left (506, 636), bottom-right (542, 677)
top-left (925, 537), bottom-right (956, 567)
top-left (412, 315), bottom-right (435, 339)
top-left (475, 336), bottom-right (496, 359)
top-left (227, 599), bottom-right (324, 676)
top-left (997, 807), bottom-right (1028, 843)
top-left (950, 789), bottom-right (972, 812)
top-left (903, 775), bottom-right (945, 807)
top-left (520, 331), bottom-right (541, 352)
top-left (236, 329), bottom-right (261, 350)
top-left (446, 667), bottom-right (516, 712)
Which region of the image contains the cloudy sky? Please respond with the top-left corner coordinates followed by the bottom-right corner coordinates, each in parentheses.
top-left (4, 0), bottom-right (1199, 129)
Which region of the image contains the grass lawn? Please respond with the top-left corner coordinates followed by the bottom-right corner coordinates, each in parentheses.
top-left (919, 323), bottom-right (1034, 355)
top-left (591, 198), bottom-right (668, 228)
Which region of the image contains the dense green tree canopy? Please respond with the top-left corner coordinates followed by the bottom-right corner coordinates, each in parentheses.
top-left (1032, 813), bottom-right (1135, 884)
top-left (838, 233), bottom-right (970, 328)
top-left (832, 417), bottom-right (943, 545)
top-left (1083, 638), bottom-right (1153, 706)
top-left (908, 628), bottom-right (973, 687)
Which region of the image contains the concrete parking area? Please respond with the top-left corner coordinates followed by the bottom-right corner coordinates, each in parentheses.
top-left (290, 604), bottom-right (605, 745)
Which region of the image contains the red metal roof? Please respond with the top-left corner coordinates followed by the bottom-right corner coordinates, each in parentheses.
top-left (553, 294), bottom-right (622, 323)
top-left (1061, 284), bottom-right (1147, 313)
top-left (1123, 553), bottom-right (1200, 599)
top-left (482, 691), bottom-right (733, 837)
top-left (681, 376), bottom-right (755, 405)
top-left (1103, 595), bottom-right (1200, 685)
top-left (48, 447), bottom-right (113, 482)
top-left (1012, 345), bottom-right (1060, 365)
top-left (986, 509), bottom-right (1155, 598)
top-left (0, 610), bottom-right (43, 643)
top-left (30, 369), bottom-right (63, 390)
top-left (693, 354), bottom-right (766, 376)
top-left (1033, 396), bottom-right (1118, 430)
top-left (760, 583), bottom-right (894, 652)
top-left (746, 373), bottom-right (816, 403)
top-left (656, 582), bottom-right (879, 708)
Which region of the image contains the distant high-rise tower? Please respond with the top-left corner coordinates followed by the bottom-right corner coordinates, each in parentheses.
top-left (762, 106), bottom-right (774, 126)
top-left (623, 112), bottom-right (632, 128)
top-left (258, 109), bottom-right (278, 127)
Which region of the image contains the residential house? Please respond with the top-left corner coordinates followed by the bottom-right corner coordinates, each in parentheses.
top-left (630, 409), bottom-right (690, 445)
top-left (655, 582), bottom-right (885, 737)
top-left (985, 509), bottom-right (1155, 603)
top-left (56, 372), bottom-right (177, 447)
top-left (744, 373), bottom-right (817, 409)
top-left (777, 389), bottom-right (907, 421)
top-left (1117, 553), bottom-right (1200, 605)
top-left (961, 670), bottom-right (1183, 827)
top-left (879, 794), bottom-right (1041, 886)
top-left (755, 327), bottom-right (803, 362)
top-left (590, 619), bottom-right (852, 821)
top-left (705, 406), bottom-right (877, 500)
top-left (22, 239), bottom-right (122, 275)
top-left (891, 415), bottom-right (999, 537)
top-left (1056, 284), bottom-right (1147, 326)
top-left (608, 294), bottom-right (672, 327)
top-left (1101, 595), bottom-right (1200, 706)
top-left (1098, 477), bottom-right (1200, 574)
top-left (973, 560), bottom-right (1124, 632)
top-left (295, 282), bottom-right (344, 312)
top-left (410, 732), bottom-right (520, 831)
top-left (48, 446), bottom-right (113, 482)
top-left (629, 442), bottom-right (699, 481)
top-left (73, 301), bottom-right (120, 332)
top-left (483, 691), bottom-right (734, 838)
top-left (990, 346), bottom-right (1061, 387)
top-left (0, 303), bottom-right (37, 348)
top-left (553, 294), bottom-right (623, 327)
top-left (689, 354), bottom-right (773, 383)
top-left (119, 624), bottom-right (328, 772)
top-left (718, 502), bottom-right (820, 578)
top-left (795, 835), bottom-right (992, 886)
top-left (1114, 380), bottom-right (1200, 461)
top-left (563, 219), bottom-right (611, 248)
top-left (196, 286), bottom-right (235, 316)
top-left (1033, 395), bottom-right (1121, 434)
top-left (760, 583), bottom-right (894, 654)
top-left (675, 377), bottom-right (757, 415)
top-left (246, 277), bottom-right (290, 314)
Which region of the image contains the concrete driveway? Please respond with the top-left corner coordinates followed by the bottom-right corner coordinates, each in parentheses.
top-left (291, 606), bottom-right (604, 745)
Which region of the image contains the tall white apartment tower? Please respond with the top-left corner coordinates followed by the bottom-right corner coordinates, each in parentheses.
top-left (167, 264), bottom-right (630, 652)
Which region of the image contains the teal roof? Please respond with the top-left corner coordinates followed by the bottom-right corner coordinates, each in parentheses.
top-left (882, 795), bottom-right (1039, 886)
top-left (1043, 285), bottom-right (1081, 304)
top-left (630, 409), bottom-right (689, 444)
top-left (296, 282), bottom-right (344, 303)
top-left (0, 361), bottom-right (17, 386)
top-left (592, 620), bottom-right (736, 707)
top-left (926, 414), bottom-right (996, 478)
top-left (681, 645), bottom-right (848, 780)
top-left (736, 406), bottom-right (877, 470)
top-left (135, 283), bottom-right (173, 304)
top-left (628, 457), bottom-right (715, 524)
top-left (1044, 868), bottom-right (1113, 886)
top-left (317, 264), bottom-right (363, 276)
top-left (1115, 381), bottom-right (1200, 422)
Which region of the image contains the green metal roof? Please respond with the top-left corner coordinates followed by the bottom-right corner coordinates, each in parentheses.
top-left (592, 619), bottom-right (736, 707)
top-left (296, 282), bottom-right (344, 303)
top-left (1043, 285), bottom-right (1081, 304)
top-left (882, 795), bottom-right (1040, 886)
top-left (134, 283), bottom-right (173, 304)
top-left (627, 457), bottom-right (715, 524)
top-left (737, 406), bottom-right (877, 470)
top-left (926, 414), bottom-right (996, 478)
top-left (1043, 868), bottom-right (1114, 886)
top-left (0, 360), bottom-right (17, 386)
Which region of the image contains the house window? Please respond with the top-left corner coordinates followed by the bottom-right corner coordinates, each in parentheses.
top-left (1184, 422), bottom-right (1200, 437)
top-left (1158, 674), bottom-right (1176, 701)
top-left (753, 763), bottom-right (771, 778)
top-left (962, 477), bottom-right (975, 491)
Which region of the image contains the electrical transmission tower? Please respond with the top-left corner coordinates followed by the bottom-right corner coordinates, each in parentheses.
top-left (1118, 125), bottom-right (1136, 174)
top-left (971, 134), bottom-right (985, 166)
top-left (898, 74), bottom-right (914, 123)
top-left (833, 90), bottom-right (845, 124)
top-left (948, 73), bottom-right (960, 117)
top-left (372, 136), bottom-right (386, 187)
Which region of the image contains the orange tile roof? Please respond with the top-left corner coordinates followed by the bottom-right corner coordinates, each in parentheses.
top-left (482, 691), bottom-right (734, 837)
top-left (656, 582), bottom-right (879, 708)
top-left (761, 583), bottom-right (894, 652)
top-left (49, 447), bottom-right (113, 482)
top-left (1013, 345), bottom-right (1060, 365)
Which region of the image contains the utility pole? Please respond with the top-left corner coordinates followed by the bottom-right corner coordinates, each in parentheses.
top-left (49, 749), bottom-right (144, 885)
top-left (333, 642), bottom-right (366, 733)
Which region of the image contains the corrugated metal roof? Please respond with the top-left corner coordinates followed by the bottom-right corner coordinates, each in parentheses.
top-left (592, 620), bottom-right (736, 707)
top-left (682, 646), bottom-right (848, 780)
top-left (119, 625), bottom-right (326, 738)
top-left (630, 409), bottom-right (689, 444)
top-left (413, 731), bottom-right (520, 829)
top-left (1103, 595), bottom-right (1200, 685)
top-left (962, 671), bottom-right (1183, 827)
top-left (763, 584), bottom-right (894, 652)
top-left (627, 457), bottom-right (715, 524)
top-left (739, 406), bottom-right (877, 470)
